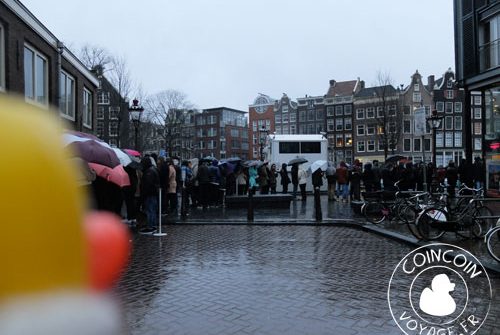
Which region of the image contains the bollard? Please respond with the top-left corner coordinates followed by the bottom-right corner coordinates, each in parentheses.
top-left (314, 187), bottom-right (322, 222)
top-left (154, 187), bottom-right (167, 236)
top-left (247, 188), bottom-right (254, 222)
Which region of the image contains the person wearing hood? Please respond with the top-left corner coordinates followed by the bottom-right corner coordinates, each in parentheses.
top-left (140, 155), bottom-right (160, 234)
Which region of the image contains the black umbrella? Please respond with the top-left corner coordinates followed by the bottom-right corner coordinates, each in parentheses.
top-left (288, 157), bottom-right (308, 165)
top-left (226, 157), bottom-right (242, 163)
top-left (385, 155), bottom-right (407, 164)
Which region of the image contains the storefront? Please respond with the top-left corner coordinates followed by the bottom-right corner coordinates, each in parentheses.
top-left (484, 87), bottom-right (500, 195)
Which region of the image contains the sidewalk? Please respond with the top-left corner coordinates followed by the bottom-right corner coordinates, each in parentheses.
top-left (157, 194), bottom-right (500, 274)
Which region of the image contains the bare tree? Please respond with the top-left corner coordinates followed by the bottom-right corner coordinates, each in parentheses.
top-left (373, 71), bottom-right (403, 160)
top-left (144, 90), bottom-right (195, 157)
top-left (79, 44), bottom-right (112, 70)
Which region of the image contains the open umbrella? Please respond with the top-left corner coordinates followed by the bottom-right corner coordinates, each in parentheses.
top-left (123, 148), bottom-right (141, 157)
top-left (67, 140), bottom-right (120, 168)
top-left (226, 157), bottom-right (242, 163)
top-left (88, 163), bottom-right (131, 187)
top-left (288, 157), bottom-right (308, 165)
top-left (385, 155), bottom-right (407, 164)
top-left (112, 148), bottom-right (132, 166)
top-left (309, 160), bottom-right (328, 173)
top-left (201, 156), bottom-right (217, 163)
top-left (243, 160), bottom-right (264, 168)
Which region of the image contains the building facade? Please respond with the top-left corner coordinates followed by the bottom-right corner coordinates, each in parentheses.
top-left (273, 93), bottom-right (298, 136)
top-left (325, 79), bottom-right (360, 164)
top-left (296, 95), bottom-right (325, 136)
top-left (248, 94), bottom-right (276, 160)
top-left (194, 107), bottom-right (249, 160)
top-left (0, 0), bottom-right (98, 133)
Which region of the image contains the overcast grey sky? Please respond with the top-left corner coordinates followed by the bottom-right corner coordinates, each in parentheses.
top-left (22, 0), bottom-right (454, 111)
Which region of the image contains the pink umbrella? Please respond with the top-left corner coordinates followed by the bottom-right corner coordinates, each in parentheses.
top-left (88, 163), bottom-right (131, 187)
top-left (123, 149), bottom-right (141, 157)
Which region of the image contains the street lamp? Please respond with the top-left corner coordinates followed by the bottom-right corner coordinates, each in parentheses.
top-left (259, 126), bottom-right (269, 161)
top-left (426, 109), bottom-right (444, 166)
top-left (128, 98), bottom-right (144, 150)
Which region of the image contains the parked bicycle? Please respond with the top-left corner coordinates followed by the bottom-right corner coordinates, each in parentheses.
top-left (485, 219), bottom-right (500, 262)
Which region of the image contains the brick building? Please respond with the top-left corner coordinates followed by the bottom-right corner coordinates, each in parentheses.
top-left (194, 107), bottom-right (249, 160)
top-left (248, 94), bottom-right (276, 159)
top-left (0, 0), bottom-right (98, 133)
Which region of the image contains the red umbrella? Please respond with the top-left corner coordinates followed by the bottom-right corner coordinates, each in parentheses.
top-left (123, 149), bottom-right (141, 157)
top-left (88, 163), bottom-right (131, 187)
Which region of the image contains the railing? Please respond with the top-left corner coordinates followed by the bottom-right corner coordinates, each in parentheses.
top-left (479, 38), bottom-right (500, 72)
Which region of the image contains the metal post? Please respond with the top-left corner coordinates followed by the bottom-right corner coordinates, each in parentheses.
top-left (247, 188), bottom-right (254, 221)
top-left (154, 187), bottom-right (167, 236)
top-left (181, 185), bottom-right (187, 218)
top-left (314, 187), bottom-right (322, 222)
top-left (422, 135), bottom-right (427, 192)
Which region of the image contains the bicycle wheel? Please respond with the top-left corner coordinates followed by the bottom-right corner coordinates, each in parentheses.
top-left (416, 207), bottom-right (446, 240)
top-left (362, 202), bottom-right (387, 224)
top-left (486, 227), bottom-right (500, 262)
top-left (472, 206), bottom-right (495, 238)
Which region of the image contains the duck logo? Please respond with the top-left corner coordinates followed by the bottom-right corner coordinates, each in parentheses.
top-left (388, 244), bottom-right (492, 335)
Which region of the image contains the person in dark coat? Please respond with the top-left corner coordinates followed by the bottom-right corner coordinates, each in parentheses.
top-left (349, 160), bottom-right (362, 201)
top-left (446, 161), bottom-right (459, 198)
top-left (196, 161), bottom-right (210, 209)
top-left (362, 163), bottom-right (376, 193)
top-left (472, 157), bottom-right (485, 189)
top-left (312, 169), bottom-right (324, 189)
top-left (269, 164), bottom-right (278, 194)
top-left (458, 158), bottom-right (472, 188)
top-left (291, 164), bottom-right (299, 198)
top-left (280, 163), bottom-right (290, 194)
top-left (140, 156), bottom-right (160, 233)
top-left (372, 160), bottom-right (382, 191)
top-left (123, 165), bottom-right (138, 225)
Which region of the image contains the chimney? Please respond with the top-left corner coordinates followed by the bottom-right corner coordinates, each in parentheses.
top-left (329, 79), bottom-right (336, 87)
top-left (360, 80), bottom-right (365, 89)
top-left (428, 75), bottom-right (435, 90)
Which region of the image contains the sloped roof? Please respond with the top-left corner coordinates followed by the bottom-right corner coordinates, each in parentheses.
top-left (326, 80), bottom-right (358, 97)
top-left (355, 85), bottom-right (397, 98)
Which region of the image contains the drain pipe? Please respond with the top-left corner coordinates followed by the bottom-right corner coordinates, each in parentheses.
top-left (55, 41), bottom-right (64, 110)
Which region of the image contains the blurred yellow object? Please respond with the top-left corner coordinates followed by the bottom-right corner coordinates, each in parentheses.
top-left (0, 96), bottom-right (86, 300)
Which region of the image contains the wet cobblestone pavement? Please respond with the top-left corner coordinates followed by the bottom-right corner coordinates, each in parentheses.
top-left (114, 225), bottom-right (500, 335)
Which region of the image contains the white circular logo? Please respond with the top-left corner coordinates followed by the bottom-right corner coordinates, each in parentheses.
top-left (388, 243), bottom-right (492, 335)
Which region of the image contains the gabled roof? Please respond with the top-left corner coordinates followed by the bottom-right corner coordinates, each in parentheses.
top-left (326, 80), bottom-right (358, 97)
top-left (355, 85), bottom-right (397, 98)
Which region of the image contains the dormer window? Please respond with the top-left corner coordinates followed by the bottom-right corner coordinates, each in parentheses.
top-left (414, 84), bottom-right (420, 92)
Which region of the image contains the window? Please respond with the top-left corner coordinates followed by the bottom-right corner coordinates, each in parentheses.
top-left (96, 121), bottom-right (104, 137)
top-left (344, 118), bottom-right (352, 130)
top-left (455, 102), bottom-right (462, 113)
top-left (414, 83), bottom-right (420, 91)
top-left (357, 124), bottom-right (365, 136)
top-left (108, 139), bottom-right (117, 147)
top-left (301, 142), bottom-right (321, 153)
top-left (474, 122), bottom-right (482, 135)
top-left (424, 139), bottom-right (431, 151)
top-left (316, 109), bottom-right (324, 120)
top-left (109, 121), bottom-right (118, 136)
top-left (474, 108), bottom-right (482, 119)
top-left (0, 23), bottom-right (4, 91)
top-left (282, 113), bottom-right (289, 123)
top-left (109, 107), bottom-right (120, 120)
top-left (59, 70), bottom-right (75, 119)
top-left (473, 95), bottom-right (481, 106)
top-left (436, 132), bottom-right (444, 147)
top-left (404, 105), bottom-right (411, 115)
top-left (24, 45), bottom-right (48, 106)
top-left (403, 138), bottom-right (411, 152)
top-left (377, 106), bottom-right (384, 118)
top-left (279, 142), bottom-right (300, 154)
top-left (231, 129), bottom-right (239, 137)
top-left (336, 118), bottom-right (343, 131)
top-left (290, 124), bottom-right (296, 134)
top-left (344, 105), bottom-right (352, 115)
top-left (446, 90), bottom-right (454, 99)
top-left (275, 125), bottom-right (282, 134)
top-left (389, 122), bottom-right (396, 134)
top-left (366, 124), bottom-right (375, 135)
top-left (282, 105), bottom-right (288, 113)
top-left (445, 116), bottom-right (453, 130)
top-left (445, 102), bottom-right (453, 113)
top-left (83, 88), bottom-right (93, 129)
top-left (413, 92), bottom-right (421, 103)
top-left (275, 114), bottom-right (281, 123)
top-left (326, 106), bottom-right (334, 117)
top-left (455, 116), bottom-right (462, 130)
top-left (265, 119), bottom-right (271, 129)
top-left (299, 110), bottom-right (306, 122)
top-left (357, 141), bottom-right (365, 152)
top-left (389, 105), bottom-right (397, 116)
top-left (436, 101), bottom-right (444, 112)
top-left (474, 138), bottom-right (482, 151)
top-left (454, 132), bottom-right (462, 147)
top-left (307, 110), bottom-right (315, 121)
top-left (327, 119), bottom-right (334, 131)
top-left (447, 79), bottom-right (453, 88)
top-left (335, 105), bottom-right (343, 116)
top-left (403, 120), bottom-right (411, 134)
top-left (444, 133), bottom-right (453, 147)
top-left (290, 112), bottom-right (296, 122)
top-left (97, 92), bottom-right (110, 104)
top-left (252, 121), bottom-right (257, 132)
top-left (366, 107), bottom-right (375, 118)
top-left (282, 125), bottom-right (289, 134)
top-left (367, 140), bottom-right (375, 152)
top-left (356, 108), bottom-right (365, 119)
top-left (345, 134), bottom-right (352, 146)
top-left (97, 106), bottom-right (105, 119)
top-left (336, 135), bottom-right (343, 147)
top-left (413, 138), bottom-right (421, 152)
